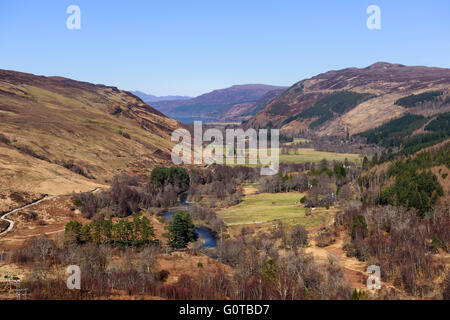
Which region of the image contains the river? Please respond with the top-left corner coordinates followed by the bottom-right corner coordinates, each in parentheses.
top-left (161, 195), bottom-right (218, 248)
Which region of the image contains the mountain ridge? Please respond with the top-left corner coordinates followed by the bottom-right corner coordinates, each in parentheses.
top-left (129, 90), bottom-right (191, 103)
top-left (152, 84), bottom-right (288, 122)
top-left (245, 62), bottom-right (450, 136)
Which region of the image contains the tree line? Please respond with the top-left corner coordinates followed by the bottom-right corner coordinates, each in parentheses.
top-left (65, 213), bottom-right (155, 248)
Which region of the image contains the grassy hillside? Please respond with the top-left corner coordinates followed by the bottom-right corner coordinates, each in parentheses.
top-left (0, 70), bottom-right (180, 211)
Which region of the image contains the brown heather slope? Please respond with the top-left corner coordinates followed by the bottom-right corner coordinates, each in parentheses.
top-left (246, 62), bottom-right (450, 136)
top-left (0, 70), bottom-right (180, 211)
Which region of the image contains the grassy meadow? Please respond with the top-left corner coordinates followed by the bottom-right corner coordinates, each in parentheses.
top-left (218, 192), bottom-right (332, 228)
top-left (279, 148), bottom-right (362, 163)
top-left (223, 146), bottom-right (361, 166)
top-left (220, 192), bottom-right (306, 225)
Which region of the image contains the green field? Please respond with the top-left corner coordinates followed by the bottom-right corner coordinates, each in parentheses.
top-left (226, 147), bottom-right (361, 165)
top-left (218, 192), bottom-right (331, 229)
top-left (279, 148), bottom-right (362, 164)
top-left (219, 192), bottom-right (305, 224)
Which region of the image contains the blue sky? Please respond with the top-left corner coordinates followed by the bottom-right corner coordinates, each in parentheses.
top-left (0, 0), bottom-right (449, 96)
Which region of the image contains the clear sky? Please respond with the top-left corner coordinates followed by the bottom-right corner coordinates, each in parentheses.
top-left (0, 0), bottom-right (449, 96)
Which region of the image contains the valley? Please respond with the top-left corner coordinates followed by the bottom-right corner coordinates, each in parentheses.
top-left (0, 64), bottom-right (449, 301)
top-left (2, 2), bottom-right (450, 315)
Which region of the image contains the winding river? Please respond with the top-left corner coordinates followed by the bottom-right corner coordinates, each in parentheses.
top-left (161, 195), bottom-right (218, 248)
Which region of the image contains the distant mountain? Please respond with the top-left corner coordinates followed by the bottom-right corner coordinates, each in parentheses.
top-left (152, 84), bottom-right (288, 123)
top-left (245, 62), bottom-right (450, 137)
top-left (130, 90), bottom-right (191, 103)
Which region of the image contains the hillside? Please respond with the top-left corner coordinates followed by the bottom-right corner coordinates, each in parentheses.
top-left (0, 70), bottom-right (180, 212)
top-left (360, 139), bottom-right (450, 212)
top-left (245, 63), bottom-right (450, 136)
top-left (222, 88), bottom-right (287, 122)
top-left (153, 84), bottom-right (288, 122)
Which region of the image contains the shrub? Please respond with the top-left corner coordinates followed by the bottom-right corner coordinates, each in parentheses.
top-left (262, 259), bottom-right (278, 282)
top-left (157, 270), bottom-right (170, 282)
top-left (289, 225), bottom-right (308, 248)
top-left (118, 130), bottom-right (131, 139)
top-left (110, 106), bottom-right (122, 115)
top-left (61, 160), bottom-right (93, 179)
top-left (0, 133), bottom-right (10, 145)
top-left (71, 197), bottom-right (83, 207)
top-left (351, 289), bottom-right (367, 300)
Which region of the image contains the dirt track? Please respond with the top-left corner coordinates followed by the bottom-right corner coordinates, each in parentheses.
top-left (0, 187), bottom-right (102, 238)
top-left (306, 213), bottom-right (416, 298)
top-left (0, 195), bottom-right (56, 237)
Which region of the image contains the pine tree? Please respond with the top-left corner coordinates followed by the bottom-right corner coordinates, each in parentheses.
top-left (351, 215), bottom-right (368, 240)
top-left (371, 153), bottom-right (379, 166)
top-left (262, 259), bottom-right (278, 282)
top-left (168, 211), bottom-right (197, 249)
top-left (65, 221), bottom-right (82, 243)
top-left (362, 156), bottom-right (370, 170)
